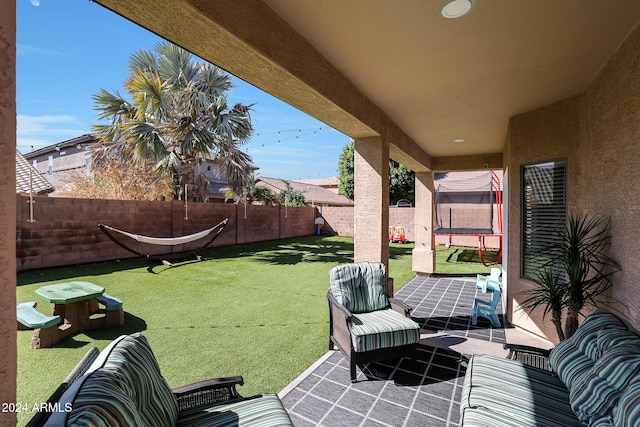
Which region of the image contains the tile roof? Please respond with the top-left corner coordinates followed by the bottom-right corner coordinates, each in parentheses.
top-left (256, 177), bottom-right (353, 206)
top-left (16, 151), bottom-right (54, 195)
top-left (23, 134), bottom-right (97, 158)
top-left (297, 176), bottom-right (339, 187)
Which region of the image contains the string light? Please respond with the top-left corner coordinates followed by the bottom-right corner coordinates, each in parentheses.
top-left (246, 126), bottom-right (330, 153)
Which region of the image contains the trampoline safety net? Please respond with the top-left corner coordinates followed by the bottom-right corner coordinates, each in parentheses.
top-left (434, 171), bottom-right (500, 235)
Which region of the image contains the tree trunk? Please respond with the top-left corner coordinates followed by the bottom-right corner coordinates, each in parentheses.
top-left (564, 306), bottom-right (579, 339)
top-left (552, 309), bottom-right (565, 342)
top-left (179, 156), bottom-right (197, 202)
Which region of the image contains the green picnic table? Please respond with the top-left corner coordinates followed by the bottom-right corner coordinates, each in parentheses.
top-left (35, 281), bottom-right (104, 304)
top-left (29, 281), bottom-right (107, 348)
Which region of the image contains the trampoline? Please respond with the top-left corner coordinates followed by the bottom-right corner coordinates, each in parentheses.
top-left (434, 170), bottom-right (503, 266)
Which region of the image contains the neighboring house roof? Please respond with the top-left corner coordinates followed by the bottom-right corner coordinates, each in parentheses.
top-left (16, 151), bottom-right (54, 195)
top-left (256, 176), bottom-right (353, 206)
top-left (24, 134), bottom-right (244, 200)
top-left (298, 176), bottom-right (339, 187)
top-left (24, 134), bottom-right (97, 158)
top-left (298, 176), bottom-right (340, 194)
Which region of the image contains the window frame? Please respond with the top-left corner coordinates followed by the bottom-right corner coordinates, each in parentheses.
top-left (520, 158), bottom-right (568, 280)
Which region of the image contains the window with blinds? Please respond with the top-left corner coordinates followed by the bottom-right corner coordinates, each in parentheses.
top-left (521, 160), bottom-right (567, 280)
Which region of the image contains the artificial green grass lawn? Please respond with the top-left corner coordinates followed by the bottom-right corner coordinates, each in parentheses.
top-left (16, 236), bottom-right (415, 425)
top-left (16, 236), bottom-right (499, 425)
top-left (433, 244), bottom-right (502, 277)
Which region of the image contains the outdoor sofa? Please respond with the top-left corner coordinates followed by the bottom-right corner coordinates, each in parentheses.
top-left (460, 310), bottom-right (640, 426)
top-left (32, 333), bottom-right (293, 426)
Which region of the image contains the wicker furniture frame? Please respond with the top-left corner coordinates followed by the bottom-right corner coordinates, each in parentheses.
top-left (327, 291), bottom-right (419, 382)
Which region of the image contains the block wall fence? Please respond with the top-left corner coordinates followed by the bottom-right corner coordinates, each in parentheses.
top-left (16, 195), bottom-right (500, 271)
top-left (316, 205), bottom-right (501, 249)
top-left (16, 195), bottom-right (315, 271)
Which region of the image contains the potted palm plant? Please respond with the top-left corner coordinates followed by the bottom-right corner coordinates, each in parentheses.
top-left (520, 212), bottom-right (621, 340)
top-left (520, 266), bottom-right (566, 342)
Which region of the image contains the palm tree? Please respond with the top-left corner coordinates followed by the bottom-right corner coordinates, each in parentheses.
top-left (91, 42), bottom-right (254, 201)
top-left (225, 173), bottom-right (278, 205)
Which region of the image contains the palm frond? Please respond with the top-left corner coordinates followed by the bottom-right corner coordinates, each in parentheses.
top-left (126, 72), bottom-right (168, 121)
top-left (127, 121), bottom-right (170, 161)
top-left (156, 42), bottom-right (198, 87)
top-left (198, 64), bottom-right (233, 96)
top-left (210, 106), bottom-right (253, 143)
top-left (92, 89), bottom-right (135, 122)
top-left (128, 49), bottom-right (158, 77)
top-left (217, 143), bottom-right (254, 195)
top-left (519, 267), bottom-right (567, 318)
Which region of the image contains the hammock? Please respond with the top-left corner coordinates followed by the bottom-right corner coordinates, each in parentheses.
top-left (99, 218), bottom-right (229, 263)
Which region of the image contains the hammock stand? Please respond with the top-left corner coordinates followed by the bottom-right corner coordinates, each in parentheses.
top-left (99, 218), bottom-right (229, 264)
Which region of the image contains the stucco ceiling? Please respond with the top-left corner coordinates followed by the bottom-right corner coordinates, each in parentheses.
top-left (262, 0), bottom-right (640, 157)
top-left (95, 0), bottom-right (640, 168)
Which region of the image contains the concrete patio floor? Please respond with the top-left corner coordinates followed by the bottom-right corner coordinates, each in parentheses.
top-left (279, 275), bottom-right (553, 427)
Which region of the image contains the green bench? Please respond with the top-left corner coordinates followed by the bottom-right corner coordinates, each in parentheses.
top-left (16, 301), bottom-right (61, 349)
top-left (94, 293), bottom-right (125, 327)
top-left (16, 301), bottom-right (60, 329)
top-left (96, 293), bottom-right (123, 310)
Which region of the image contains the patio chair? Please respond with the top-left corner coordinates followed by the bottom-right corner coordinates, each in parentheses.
top-left (476, 267), bottom-right (501, 293)
top-left (471, 278), bottom-right (502, 327)
top-left (327, 262), bottom-right (421, 382)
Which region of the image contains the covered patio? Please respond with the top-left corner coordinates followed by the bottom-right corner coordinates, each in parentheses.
top-left (280, 275), bottom-right (550, 426)
top-left (4, 1), bottom-right (640, 424)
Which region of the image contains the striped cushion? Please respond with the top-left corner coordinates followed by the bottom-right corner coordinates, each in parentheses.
top-left (86, 334), bottom-right (129, 372)
top-left (594, 345), bottom-right (640, 389)
top-left (460, 354), bottom-right (582, 427)
top-left (350, 309), bottom-right (420, 352)
top-left (99, 333), bottom-right (179, 426)
top-left (176, 394), bottom-right (293, 427)
top-left (597, 329), bottom-right (640, 356)
top-left (44, 333), bottom-right (178, 427)
top-left (591, 416), bottom-right (614, 427)
top-left (569, 343), bottom-right (640, 424)
top-left (65, 369), bottom-right (148, 426)
top-left (549, 345), bottom-right (595, 391)
top-left (569, 374), bottom-right (619, 425)
top-left (550, 310), bottom-right (627, 389)
top-left (329, 262), bottom-right (389, 313)
top-left (461, 407), bottom-right (540, 427)
top-left (613, 374), bottom-right (640, 427)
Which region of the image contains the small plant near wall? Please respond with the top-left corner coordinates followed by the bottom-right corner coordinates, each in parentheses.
top-left (520, 212), bottom-right (621, 341)
top-left (520, 267), bottom-right (566, 341)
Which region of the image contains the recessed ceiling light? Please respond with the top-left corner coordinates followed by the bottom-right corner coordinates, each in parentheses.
top-left (453, 139), bottom-right (465, 143)
top-left (441, 0), bottom-right (473, 19)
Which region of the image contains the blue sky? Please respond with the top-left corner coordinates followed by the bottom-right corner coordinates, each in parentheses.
top-left (16, 0), bottom-right (351, 181)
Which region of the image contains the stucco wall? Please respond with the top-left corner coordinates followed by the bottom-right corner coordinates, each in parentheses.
top-left (318, 206), bottom-right (417, 242)
top-left (582, 22), bottom-right (640, 327)
top-left (0, 0), bottom-right (16, 424)
top-left (506, 22), bottom-right (640, 341)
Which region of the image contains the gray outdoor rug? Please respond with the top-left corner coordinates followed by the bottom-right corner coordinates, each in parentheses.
top-left (282, 275), bottom-right (508, 426)
top-left (282, 344), bottom-right (468, 426)
top-left (397, 275), bottom-right (506, 345)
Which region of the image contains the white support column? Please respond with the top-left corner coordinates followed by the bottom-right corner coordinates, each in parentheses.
top-left (354, 137), bottom-right (390, 271)
top-left (413, 171), bottom-right (436, 274)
